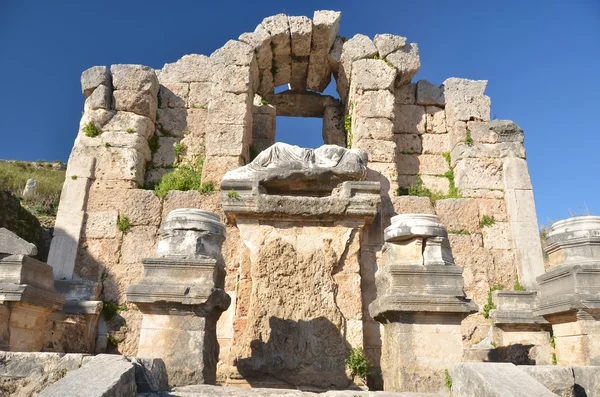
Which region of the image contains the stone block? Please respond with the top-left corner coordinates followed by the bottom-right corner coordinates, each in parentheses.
top-left (374, 33), bottom-right (407, 58)
top-left (160, 54), bottom-right (212, 83)
top-left (38, 354), bottom-right (136, 397)
top-left (288, 15), bottom-right (312, 91)
top-left (519, 366), bottom-right (575, 397)
top-left (111, 64), bottom-right (159, 96)
top-left (421, 133), bottom-right (450, 154)
top-left (212, 64), bottom-right (253, 95)
top-left (450, 362), bottom-right (557, 397)
top-left (482, 222), bottom-right (513, 250)
top-left (84, 84), bottom-right (111, 111)
top-left (395, 83), bottom-right (416, 105)
top-left (416, 80), bottom-right (445, 106)
top-left (151, 137), bottom-right (178, 168)
top-left (93, 147), bottom-right (146, 185)
top-left (418, 154), bottom-right (450, 175)
top-left (503, 157), bottom-right (532, 190)
top-left (77, 131), bottom-right (151, 160)
top-left (188, 81), bottom-right (212, 109)
top-left (337, 34), bottom-right (378, 100)
top-left (208, 91), bottom-right (252, 126)
top-left (385, 43), bottom-right (420, 86)
top-left (395, 133), bottom-right (422, 154)
top-left (393, 104), bottom-right (426, 133)
top-left (366, 162), bottom-right (397, 197)
top-left (354, 139), bottom-right (396, 163)
top-left (353, 117), bottom-right (394, 142)
top-left (490, 119), bottom-right (525, 143)
top-left (421, 175), bottom-right (450, 195)
top-left (396, 154), bottom-right (420, 175)
top-left (113, 90), bottom-right (158, 120)
top-left (391, 196), bottom-right (435, 215)
top-left (351, 59), bottom-right (396, 92)
top-left (443, 77), bottom-right (488, 100)
top-left (307, 10), bottom-right (341, 92)
top-left (573, 366), bottom-right (600, 397)
top-left (157, 107), bottom-right (188, 137)
top-left (253, 111), bottom-right (276, 141)
top-left (84, 211), bottom-right (118, 239)
top-left (468, 120), bottom-right (495, 143)
top-left (159, 82), bottom-right (188, 109)
top-left (102, 111), bottom-right (155, 139)
top-left (436, 198), bottom-right (481, 234)
top-left (328, 35), bottom-right (346, 75)
top-left (239, 26), bottom-right (272, 94)
top-left (425, 106), bottom-right (447, 133)
top-left (0, 228), bottom-right (37, 256)
top-left (446, 95), bottom-right (491, 122)
top-left (354, 90), bottom-right (394, 119)
top-left (455, 157), bottom-right (504, 190)
top-left (322, 105), bottom-right (345, 147)
top-left (87, 188), bottom-right (162, 227)
top-left (205, 123), bottom-right (249, 159)
top-left (81, 66), bottom-right (111, 97)
top-left (201, 156), bottom-right (244, 185)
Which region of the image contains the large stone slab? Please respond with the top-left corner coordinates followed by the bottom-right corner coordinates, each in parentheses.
top-left (38, 354), bottom-right (136, 397)
top-left (573, 366), bottom-right (600, 397)
top-left (0, 228), bottom-right (37, 256)
top-left (519, 365), bottom-right (575, 397)
top-left (450, 363), bottom-right (557, 396)
top-left (307, 10), bottom-right (341, 92)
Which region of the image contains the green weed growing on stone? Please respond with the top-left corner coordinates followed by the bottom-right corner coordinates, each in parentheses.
top-left (71, 175), bottom-right (77, 180)
top-left (346, 347), bottom-right (371, 385)
top-left (550, 335), bottom-right (556, 349)
top-left (199, 181), bottom-right (215, 194)
top-left (117, 215), bottom-right (131, 233)
top-left (175, 142), bottom-right (184, 160)
top-left (102, 301), bottom-right (128, 321)
top-left (107, 335), bottom-right (120, 346)
top-left (552, 353), bottom-right (558, 365)
top-left (82, 122), bottom-right (102, 137)
top-left (104, 142), bottom-right (111, 148)
top-left (227, 189), bottom-right (240, 199)
top-left (479, 215), bottom-right (496, 228)
top-left (154, 156), bottom-right (206, 198)
top-left (514, 276), bottom-right (524, 291)
top-left (261, 98), bottom-right (269, 106)
top-left (444, 369), bottom-right (452, 389)
top-left (465, 128), bottom-right (474, 146)
top-left (482, 285), bottom-right (504, 318)
top-left (148, 135), bottom-right (160, 154)
top-left (344, 111), bottom-right (353, 149)
top-left (126, 128), bottom-right (135, 133)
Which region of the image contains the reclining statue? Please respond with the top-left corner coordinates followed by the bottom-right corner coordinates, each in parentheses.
top-left (222, 143), bottom-right (368, 189)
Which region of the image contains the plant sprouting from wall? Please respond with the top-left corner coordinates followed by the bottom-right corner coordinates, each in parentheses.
top-left (345, 347), bottom-right (371, 386)
top-left (82, 122), bottom-right (102, 138)
top-left (117, 215), bottom-right (131, 233)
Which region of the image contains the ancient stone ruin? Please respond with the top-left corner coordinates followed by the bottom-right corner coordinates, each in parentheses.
top-left (0, 9), bottom-right (599, 397)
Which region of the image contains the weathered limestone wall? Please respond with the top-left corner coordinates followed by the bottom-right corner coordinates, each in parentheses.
top-left (48, 8), bottom-right (545, 389)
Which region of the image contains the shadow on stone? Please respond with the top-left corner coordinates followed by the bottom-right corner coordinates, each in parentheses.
top-left (235, 316), bottom-right (353, 390)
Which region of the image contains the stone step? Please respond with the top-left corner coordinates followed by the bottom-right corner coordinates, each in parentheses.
top-left (138, 385), bottom-right (445, 397)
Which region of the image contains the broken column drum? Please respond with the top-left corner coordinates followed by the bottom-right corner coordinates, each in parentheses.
top-left (127, 209), bottom-right (230, 386)
top-left (369, 214), bottom-right (477, 392)
top-left (535, 216), bottom-right (600, 366)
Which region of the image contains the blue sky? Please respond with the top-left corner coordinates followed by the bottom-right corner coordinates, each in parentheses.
top-left (1, 0), bottom-right (598, 224)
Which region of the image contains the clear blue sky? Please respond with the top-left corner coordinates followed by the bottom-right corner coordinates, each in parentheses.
top-left (1, 0), bottom-right (598, 225)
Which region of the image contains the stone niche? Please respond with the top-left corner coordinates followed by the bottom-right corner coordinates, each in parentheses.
top-left (535, 216), bottom-right (600, 366)
top-left (369, 214), bottom-right (477, 392)
top-left (219, 143), bottom-right (380, 389)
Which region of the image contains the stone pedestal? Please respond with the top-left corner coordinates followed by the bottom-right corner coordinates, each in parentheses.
top-left (220, 174), bottom-right (380, 388)
top-left (369, 214), bottom-right (477, 392)
top-left (127, 209), bottom-right (230, 386)
top-left (44, 279), bottom-right (103, 353)
top-left (491, 291), bottom-right (551, 365)
top-left (0, 254), bottom-right (65, 351)
top-left (535, 216), bottom-right (600, 366)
